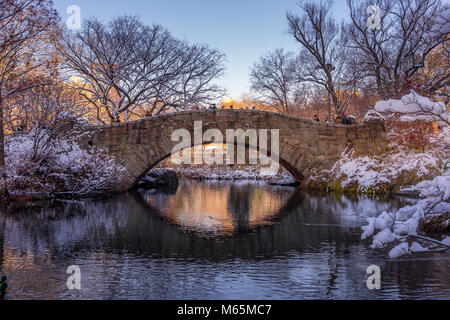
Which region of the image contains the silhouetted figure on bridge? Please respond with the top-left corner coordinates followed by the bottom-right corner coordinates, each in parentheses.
top-left (342, 114), bottom-right (350, 125)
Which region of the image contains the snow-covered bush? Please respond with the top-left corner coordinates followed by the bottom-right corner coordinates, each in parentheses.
top-left (355, 91), bottom-right (450, 257)
top-left (318, 91), bottom-right (450, 195)
top-left (0, 130), bottom-right (127, 199)
top-left (327, 149), bottom-right (442, 195)
top-left (361, 174), bottom-right (450, 258)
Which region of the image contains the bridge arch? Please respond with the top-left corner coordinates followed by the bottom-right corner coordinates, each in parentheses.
top-left (134, 139), bottom-right (306, 185)
top-left (78, 109), bottom-right (387, 189)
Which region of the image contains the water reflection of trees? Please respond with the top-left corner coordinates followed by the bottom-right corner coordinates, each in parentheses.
top-left (0, 187), bottom-right (420, 261)
top-left (0, 185), bottom-right (447, 299)
top-left (228, 184), bottom-right (251, 232)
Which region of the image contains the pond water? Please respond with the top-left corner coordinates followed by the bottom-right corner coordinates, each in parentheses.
top-left (0, 181), bottom-right (449, 300)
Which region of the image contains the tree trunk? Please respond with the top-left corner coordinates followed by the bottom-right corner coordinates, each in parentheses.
top-left (328, 92), bottom-right (331, 122)
top-left (0, 100), bottom-right (5, 168)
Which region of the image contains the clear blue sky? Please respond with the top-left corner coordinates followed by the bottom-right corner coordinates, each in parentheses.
top-left (54, 0), bottom-right (349, 98)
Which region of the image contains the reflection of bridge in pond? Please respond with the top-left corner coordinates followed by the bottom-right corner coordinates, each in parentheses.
top-left (0, 186), bottom-right (407, 258)
top-left (3, 185), bottom-right (444, 300)
top-left (141, 182), bottom-right (298, 235)
top-left (79, 109), bottom-right (387, 189)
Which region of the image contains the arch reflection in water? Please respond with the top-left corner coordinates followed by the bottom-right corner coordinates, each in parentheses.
top-left (140, 181), bottom-right (296, 235)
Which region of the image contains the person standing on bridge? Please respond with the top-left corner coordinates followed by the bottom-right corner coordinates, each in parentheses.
top-left (313, 114), bottom-right (320, 122)
top-left (342, 114), bottom-right (349, 125)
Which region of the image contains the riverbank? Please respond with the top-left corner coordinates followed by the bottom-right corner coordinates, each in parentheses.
top-left (303, 148), bottom-right (444, 195)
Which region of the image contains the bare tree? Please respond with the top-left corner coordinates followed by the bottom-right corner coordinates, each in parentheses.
top-left (419, 7), bottom-right (450, 102)
top-left (57, 15), bottom-right (226, 123)
top-left (287, 0), bottom-right (352, 117)
top-left (417, 43), bottom-right (450, 103)
top-left (250, 49), bottom-right (306, 115)
top-left (8, 80), bottom-right (86, 162)
top-left (138, 43), bottom-right (226, 116)
top-left (0, 0), bottom-right (58, 167)
top-left (345, 0), bottom-right (448, 99)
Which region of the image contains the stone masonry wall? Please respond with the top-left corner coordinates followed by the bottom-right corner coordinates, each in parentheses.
top-left (78, 109), bottom-right (388, 189)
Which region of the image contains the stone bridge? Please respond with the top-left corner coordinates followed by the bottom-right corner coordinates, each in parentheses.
top-left (78, 109), bottom-right (387, 189)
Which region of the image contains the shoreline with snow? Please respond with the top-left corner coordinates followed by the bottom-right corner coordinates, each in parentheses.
top-left (170, 165), bottom-right (300, 186)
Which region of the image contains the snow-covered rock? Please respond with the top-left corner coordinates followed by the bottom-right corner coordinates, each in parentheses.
top-left (361, 218), bottom-right (376, 240)
top-left (389, 242), bottom-right (410, 258)
top-left (370, 228), bottom-right (401, 249)
top-left (267, 177), bottom-right (299, 186)
top-left (138, 169), bottom-right (179, 189)
top-left (351, 92), bottom-right (450, 257)
top-left (363, 110), bottom-right (385, 123)
top-left (172, 165), bottom-right (296, 185)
